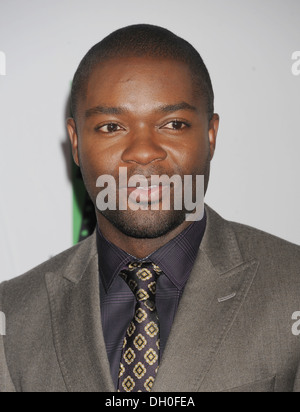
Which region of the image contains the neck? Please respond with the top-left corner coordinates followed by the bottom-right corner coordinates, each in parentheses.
top-left (96, 213), bottom-right (192, 259)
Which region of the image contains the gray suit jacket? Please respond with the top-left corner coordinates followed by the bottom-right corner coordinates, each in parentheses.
top-left (1, 205), bottom-right (300, 392)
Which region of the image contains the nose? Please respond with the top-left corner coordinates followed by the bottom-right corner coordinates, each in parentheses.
top-left (121, 125), bottom-right (167, 166)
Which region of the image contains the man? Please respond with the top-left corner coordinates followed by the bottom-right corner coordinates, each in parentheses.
top-left (1, 24), bottom-right (300, 393)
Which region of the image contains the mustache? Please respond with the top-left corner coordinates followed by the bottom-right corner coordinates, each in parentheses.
top-left (116, 165), bottom-right (183, 182)
top-left (115, 166), bottom-right (184, 190)
top-left (95, 166), bottom-right (188, 191)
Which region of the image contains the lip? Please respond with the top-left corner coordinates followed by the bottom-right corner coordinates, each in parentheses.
top-left (126, 185), bottom-right (163, 203)
top-left (119, 175), bottom-right (172, 189)
top-left (118, 174), bottom-right (176, 206)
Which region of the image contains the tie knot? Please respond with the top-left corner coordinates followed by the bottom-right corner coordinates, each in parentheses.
top-left (120, 261), bottom-right (162, 304)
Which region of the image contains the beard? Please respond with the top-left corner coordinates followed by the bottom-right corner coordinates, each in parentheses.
top-left (97, 162), bottom-right (210, 239)
top-left (99, 206), bottom-right (187, 239)
top-left (80, 154), bottom-right (210, 240)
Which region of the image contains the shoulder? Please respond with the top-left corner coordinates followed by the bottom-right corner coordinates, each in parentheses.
top-left (229, 219), bottom-right (300, 264)
top-left (226, 217), bottom-right (300, 297)
top-left (206, 205), bottom-right (300, 262)
top-left (205, 204), bottom-right (300, 283)
top-left (0, 234), bottom-right (96, 313)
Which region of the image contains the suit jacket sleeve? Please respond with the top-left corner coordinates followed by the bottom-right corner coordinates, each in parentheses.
top-left (0, 282), bottom-right (16, 392)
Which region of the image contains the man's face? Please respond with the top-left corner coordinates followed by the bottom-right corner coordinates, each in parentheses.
top-left (68, 56), bottom-right (219, 239)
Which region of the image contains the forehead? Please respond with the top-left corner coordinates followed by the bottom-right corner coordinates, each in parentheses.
top-left (82, 56), bottom-right (202, 113)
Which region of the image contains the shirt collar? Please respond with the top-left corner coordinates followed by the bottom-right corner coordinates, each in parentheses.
top-left (97, 211), bottom-right (207, 292)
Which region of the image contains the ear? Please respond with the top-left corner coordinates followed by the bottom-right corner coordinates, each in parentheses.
top-left (208, 114), bottom-right (220, 161)
top-left (67, 117), bottom-right (80, 167)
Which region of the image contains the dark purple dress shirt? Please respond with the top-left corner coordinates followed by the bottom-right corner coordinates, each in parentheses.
top-left (97, 212), bottom-right (207, 388)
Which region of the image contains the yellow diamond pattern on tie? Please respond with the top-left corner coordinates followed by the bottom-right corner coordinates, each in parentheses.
top-left (152, 264), bottom-right (162, 274)
top-left (136, 268), bottom-right (153, 281)
top-left (136, 289), bottom-right (149, 302)
top-left (134, 334), bottom-right (147, 351)
top-left (144, 348), bottom-right (158, 365)
top-left (127, 322), bottom-right (136, 337)
top-left (119, 363), bottom-right (125, 378)
top-left (133, 362), bottom-right (147, 379)
top-left (122, 376), bottom-right (135, 392)
top-left (118, 262), bottom-right (161, 392)
top-left (144, 376), bottom-right (155, 392)
top-left (145, 321), bottom-right (159, 338)
top-left (128, 262), bottom-right (143, 270)
top-left (124, 348), bottom-right (136, 365)
top-left (135, 308), bottom-right (147, 323)
top-left (148, 282), bottom-right (157, 295)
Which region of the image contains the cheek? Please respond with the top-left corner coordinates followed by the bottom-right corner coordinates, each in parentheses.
top-left (79, 138), bottom-right (120, 177)
top-left (167, 133), bottom-right (209, 174)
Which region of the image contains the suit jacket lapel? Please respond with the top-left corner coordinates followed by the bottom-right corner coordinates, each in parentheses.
top-left (152, 206), bottom-right (259, 392)
top-left (45, 234), bottom-right (115, 393)
top-left (44, 205), bottom-right (259, 393)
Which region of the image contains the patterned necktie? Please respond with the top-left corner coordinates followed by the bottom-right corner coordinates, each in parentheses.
top-left (118, 261), bottom-right (162, 392)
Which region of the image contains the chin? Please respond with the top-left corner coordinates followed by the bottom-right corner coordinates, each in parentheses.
top-left (99, 209), bottom-right (186, 239)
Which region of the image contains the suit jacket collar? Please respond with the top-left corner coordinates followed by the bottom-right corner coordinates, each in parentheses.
top-left (45, 205), bottom-right (259, 392)
top-left (200, 205), bottom-right (245, 274)
top-left (152, 206), bottom-right (259, 392)
top-left (45, 238), bottom-right (115, 392)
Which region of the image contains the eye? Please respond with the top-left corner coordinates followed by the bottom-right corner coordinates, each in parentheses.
top-left (162, 121), bottom-right (190, 131)
top-left (96, 123), bottom-right (123, 133)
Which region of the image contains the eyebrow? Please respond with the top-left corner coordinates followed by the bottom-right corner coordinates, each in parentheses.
top-left (85, 105), bottom-right (126, 117)
top-left (85, 101), bottom-right (198, 118)
top-left (157, 102), bottom-right (198, 113)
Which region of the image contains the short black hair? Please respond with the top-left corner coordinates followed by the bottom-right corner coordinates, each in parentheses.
top-left (70, 24), bottom-right (214, 120)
